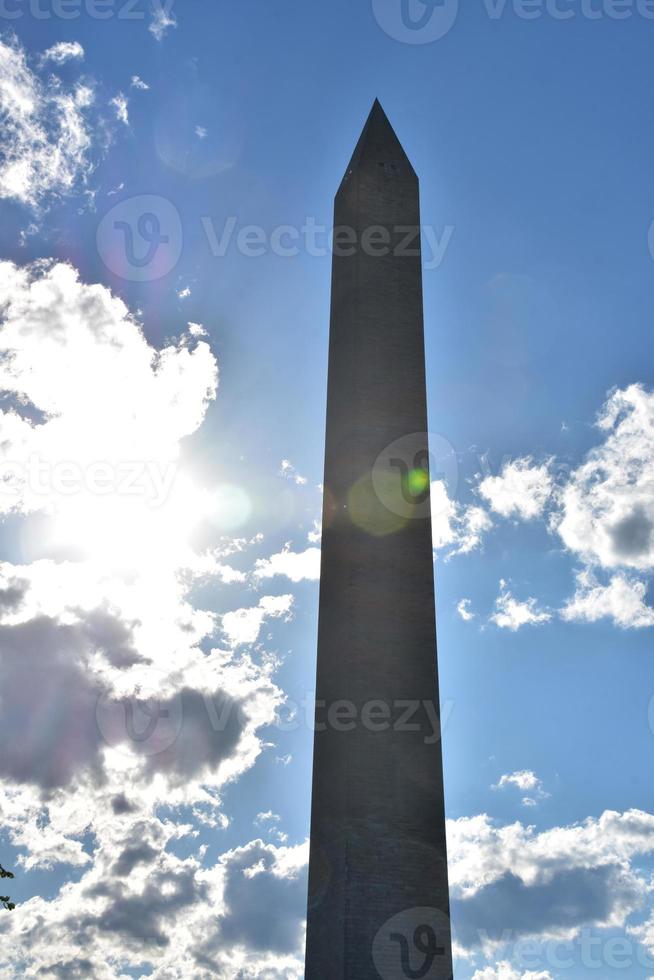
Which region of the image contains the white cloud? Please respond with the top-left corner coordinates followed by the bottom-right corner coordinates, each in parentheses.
top-left (561, 570), bottom-right (654, 629)
top-left (0, 261), bottom-right (308, 976)
top-left (178, 285), bottom-right (192, 298)
top-left (448, 808), bottom-right (654, 949)
top-left (0, 261), bottom-right (217, 538)
top-left (254, 811), bottom-right (280, 826)
top-left (479, 458), bottom-right (553, 520)
top-left (149, 1), bottom-right (177, 40)
top-left (555, 384), bottom-right (654, 571)
top-left (254, 545), bottom-right (321, 583)
top-left (110, 92), bottom-right (129, 125)
top-left (493, 770), bottom-right (550, 806)
top-left (457, 598), bottom-right (475, 621)
top-left (628, 912), bottom-right (654, 960)
top-left (493, 771), bottom-right (542, 792)
top-left (279, 459), bottom-right (307, 486)
top-left (307, 519), bottom-right (322, 544)
top-left (431, 480), bottom-right (493, 558)
top-left (195, 125), bottom-right (208, 139)
top-left (222, 595), bottom-right (294, 646)
top-left (0, 37), bottom-right (97, 207)
top-left (471, 965), bottom-right (553, 980)
top-left (0, 830), bottom-right (307, 978)
top-left (41, 41), bottom-right (85, 65)
top-left (130, 74), bottom-right (150, 90)
top-left (490, 581), bottom-right (551, 631)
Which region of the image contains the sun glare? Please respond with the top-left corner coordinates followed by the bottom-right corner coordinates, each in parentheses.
top-left (47, 469), bottom-right (209, 572)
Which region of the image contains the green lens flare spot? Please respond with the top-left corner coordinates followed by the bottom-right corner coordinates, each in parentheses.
top-left (407, 467), bottom-right (429, 497)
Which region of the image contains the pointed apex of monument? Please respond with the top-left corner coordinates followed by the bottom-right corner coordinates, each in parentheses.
top-left (339, 100), bottom-right (416, 190)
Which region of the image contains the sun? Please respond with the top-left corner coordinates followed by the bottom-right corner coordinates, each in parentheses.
top-left (47, 468), bottom-right (209, 573)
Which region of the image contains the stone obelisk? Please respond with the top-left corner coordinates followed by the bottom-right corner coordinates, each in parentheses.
top-left (305, 101), bottom-right (453, 979)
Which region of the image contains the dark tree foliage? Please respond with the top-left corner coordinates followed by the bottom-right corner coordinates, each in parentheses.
top-left (1, 863), bottom-right (15, 910)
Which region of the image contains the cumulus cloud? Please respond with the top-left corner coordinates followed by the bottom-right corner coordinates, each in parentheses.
top-left (490, 581), bottom-right (551, 631)
top-left (431, 480), bottom-right (493, 558)
top-left (279, 459), bottom-right (307, 486)
top-left (215, 839), bottom-right (307, 957)
top-left (0, 37), bottom-right (100, 207)
top-left (41, 42), bottom-right (85, 65)
top-left (457, 598), bottom-right (475, 621)
top-left (628, 910), bottom-right (654, 960)
top-left (493, 771), bottom-right (550, 806)
top-left (0, 827), bottom-right (307, 978)
top-left (222, 594), bottom-right (294, 646)
top-left (0, 260), bottom-right (216, 528)
top-left (0, 261), bottom-right (303, 977)
top-left (479, 458), bottom-right (553, 521)
top-left (130, 74), bottom-right (150, 90)
top-left (554, 384), bottom-right (654, 571)
top-left (254, 545), bottom-right (321, 583)
top-left (471, 965), bottom-right (553, 980)
top-left (561, 569), bottom-right (654, 629)
top-left (448, 809), bottom-right (654, 949)
top-left (307, 519), bottom-right (321, 544)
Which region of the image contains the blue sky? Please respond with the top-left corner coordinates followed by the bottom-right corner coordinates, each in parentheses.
top-left (1, 1), bottom-right (654, 978)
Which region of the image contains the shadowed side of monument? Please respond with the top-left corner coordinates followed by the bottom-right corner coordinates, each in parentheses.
top-left (305, 101), bottom-right (453, 979)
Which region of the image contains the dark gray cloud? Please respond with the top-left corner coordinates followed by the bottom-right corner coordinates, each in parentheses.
top-left (610, 506), bottom-right (654, 560)
top-left (83, 864), bottom-right (207, 948)
top-left (0, 613), bottom-right (253, 793)
top-left (112, 842), bottom-right (159, 877)
top-left (0, 616), bottom-right (107, 789)
top-left (79, 608), bottom-right (143, 669)
top-left (110, 792), bottom-right (136, 815)
top-left (219, 842), bottom-right (307, 955)
top-left (142, 688), bottom-right (245, 783)
top-left (35, 959), bottom-right (100, 979)
top-left (452, 864), bottom-right (644, 948)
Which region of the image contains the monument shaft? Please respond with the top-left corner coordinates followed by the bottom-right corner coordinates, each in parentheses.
top-left (305, 102), bottom-right (452, 979)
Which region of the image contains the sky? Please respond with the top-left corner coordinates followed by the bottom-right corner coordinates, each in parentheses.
top-left (0, 1), bottom-right (654, 977)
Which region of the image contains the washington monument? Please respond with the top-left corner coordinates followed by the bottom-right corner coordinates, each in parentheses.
top-left (305, 102), bottom-right (453, 978)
